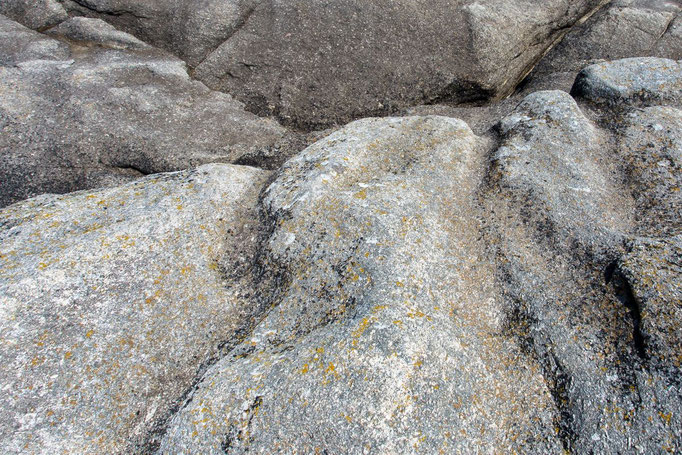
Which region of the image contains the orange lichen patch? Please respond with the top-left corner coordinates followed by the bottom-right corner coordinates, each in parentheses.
top-left (64, 351), bottom-right (73, 360)
top-left (301, 364), bottom-right (310, 374)
top-left (85, 330), bottom-right (94, 338)
top-left (354, 189), bottom-right (367, 200)
top-left (352, 317), bottom-right (372, 340)
top-left (659, 411), bottom-right (673, 425)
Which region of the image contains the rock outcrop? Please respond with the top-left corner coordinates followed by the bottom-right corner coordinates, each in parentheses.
top-left (4, 0), bottom-right (610, 128)
top-left (0, 15), bottom-right (286, 208)
top-left (1, 0), bottom-right (681, 454)
top-left (0, 164), bottom-right (270, 454)
top-left (525, 0), bottom-right (682, 92)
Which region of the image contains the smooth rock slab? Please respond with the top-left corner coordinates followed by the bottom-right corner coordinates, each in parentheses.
top-left (52, 0), bottom-right (610, 128)
top-left (0, 164), bottom-right (269, 454)
top-left (571, 57), bottom-right (682, 105)
top-left (0, 16), bottom-right (286, 208)
top-left (159, 117), bottom-right (562, 454)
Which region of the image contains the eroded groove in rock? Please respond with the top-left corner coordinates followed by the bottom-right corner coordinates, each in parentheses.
top-left (157, 116), bottom-right (563, 454)
top-left (0, 164), bottom-right (274, 454)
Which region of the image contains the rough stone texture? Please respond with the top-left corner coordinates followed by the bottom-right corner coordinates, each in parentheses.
top-left (0, 164), bottom-right (271, 454)
top-left (0, 16), bottom-right (286, 208)
top-left (615, 106), bottom-right (682, 235)
top-left (571, 57), bottom-right (682, 105)
top-left (46, 17), bottom-right (151, 50)
top-left (0, 0), bottom-right (67, 30)
top-left (0, 14), bottom-right (70, 65)
top-left (618, 236), bottom-right (682, 374)
top-left (524, 0), bottom-right (682, 93)
top-left (159, 116), bottom-right (563, 454)
top-left (1, 1), bottom-right (682, 452)
top-left (483, 84), bottom-right (682, 453)
top-left (52, 0), bottom-right (609, 129)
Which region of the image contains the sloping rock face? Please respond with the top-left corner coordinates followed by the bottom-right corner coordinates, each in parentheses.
top-left (10, 0), bottom-right (609, 128)
top-left (525, 0), bottom-right (682, 92)
top-left (0, 15), bottom-right (286, 208)
top-left (484, 83), bottom-right (682, 452)
top-left (0, 164), bottom-right (271, 454)
top-left (159, 117), bottom-right (563, 453)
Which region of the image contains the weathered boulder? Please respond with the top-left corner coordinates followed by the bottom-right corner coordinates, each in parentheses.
top-left (0, 16), bottom-right (286, 208)
top-left (158, 116), bottom-right (563, 453)
top-left (0, 164), bottom-right (270, 454)
top-left (0, 0), bottom-right (67, 30)
top-left (524, 0), bottom-right (682, 92)
top-left (572, 57), bottom-right (682, 105)
top-left (484, 81), bottom-right (682, 452)
top-left (48, 0), bottom-right (610, 128)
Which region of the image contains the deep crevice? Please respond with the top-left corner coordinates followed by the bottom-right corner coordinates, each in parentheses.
top-left (610, 264), bottom-right (648, 361)
top-left (137, 173), bottom-right (290, 453)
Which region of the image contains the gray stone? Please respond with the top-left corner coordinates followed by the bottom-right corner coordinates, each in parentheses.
top-left (158, 116), bottom-right (563, 454)
top-left (571, 57), bottom-right (682, 105)
top-left (54, 0), bottom-right (610, 128)
top-left (46, 17), bottom-right (151, 50)
top-left (524, 0), bottom-right (682, 93)
top-left (0, 14), bottom-right (70, 65)
top-left (619, 236), bottom-right (682, 374)
top-left (616, 106), bottom-right (682, 235)
top-left (0, 164), bottom-right (270, 454)
top-left (484, 88), bottom-right (682, 453)
top-left (0, 16), bottom-right (286, 208)
top-left (0, 0), bottom-right (67, 30)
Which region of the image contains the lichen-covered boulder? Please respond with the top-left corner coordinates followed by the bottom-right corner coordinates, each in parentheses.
top-left (158, 116), bottom-right (563, 454)
top-left (0, 164), bottom-right (270, 454)
top-left (485, 86), bottom-right (682, 453)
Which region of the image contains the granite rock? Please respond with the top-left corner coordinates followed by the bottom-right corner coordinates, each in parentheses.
top-left (0, 164), bottom-right (270, 454)
top-left (0, 16), bottom-right (286, 208)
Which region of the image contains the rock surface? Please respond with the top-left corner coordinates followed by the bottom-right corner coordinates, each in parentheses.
top-left (29, 0), bottom-right (609, 128)
top-left (525, 0), bottom-right (682, 92)
top-left (0, 15), bottom-right (286, 208)
top-left (0, 164), bottom-right (270, 454)
top-left (0, 0), bottom-right (67, 30)
top-left (484, 83), bottom-right (681, 453)
top-left (1, 0), bottom-right (682, 453)
top-left (159, 116), bottom-right (562, 453)
top-left (572, 57), bottom-right (682, 105)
